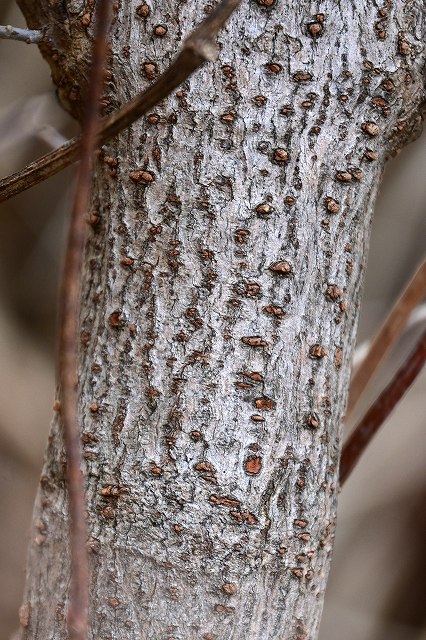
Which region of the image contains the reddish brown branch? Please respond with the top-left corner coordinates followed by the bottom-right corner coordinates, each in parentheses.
top-left (347, 258), bottom-right (426, 418)
top-left (58, 2), bottom-right (112, 639)
top-left (340, 327), bottom-right (426, 486)
top-left (0, 0), bottom-right (241, 203)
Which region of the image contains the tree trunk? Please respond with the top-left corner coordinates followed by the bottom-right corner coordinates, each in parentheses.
top-left (17, 1), bottom-right (425, 638)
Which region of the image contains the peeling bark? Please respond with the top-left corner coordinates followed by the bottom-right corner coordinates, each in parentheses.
top-left (18, 1), bottom-right (425, 639)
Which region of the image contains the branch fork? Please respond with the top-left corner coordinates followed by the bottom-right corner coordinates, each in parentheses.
top-left (0, 0), bottom-right (241, 204)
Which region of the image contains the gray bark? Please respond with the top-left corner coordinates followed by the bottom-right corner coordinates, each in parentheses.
top-left (17, 1), bottom-right (425, 639)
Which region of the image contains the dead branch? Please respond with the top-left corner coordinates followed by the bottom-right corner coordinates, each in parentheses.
top-left (340, 327), bottom-right (426, 486)
top-left (347, 257), bottom-right (426, 418)
top-left (58, 2), bottom-right (112, 638)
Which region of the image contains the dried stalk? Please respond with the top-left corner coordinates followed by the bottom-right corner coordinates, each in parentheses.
top-left (0, 0), bottom-right (241, 204)
top-left (59, 2), bottom-right (112, 638)
top-left (340, 327), bottom-right (426, 486)
top-left (347, 258), bottom-right (426, 418)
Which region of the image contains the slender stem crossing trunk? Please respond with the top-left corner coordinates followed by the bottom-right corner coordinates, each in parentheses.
top-left (17, 1), bottom-right (425, 638)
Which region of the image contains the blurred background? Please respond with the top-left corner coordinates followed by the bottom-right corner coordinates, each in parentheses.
top-left (0, 2), bottom-right (425, 638)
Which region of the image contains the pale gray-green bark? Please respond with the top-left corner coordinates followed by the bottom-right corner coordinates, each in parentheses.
top-left (17, 1), bottom-right (425, 638)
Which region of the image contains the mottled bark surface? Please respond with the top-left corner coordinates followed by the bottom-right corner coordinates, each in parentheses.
top-left (18, 1), bottom-right (424, 639)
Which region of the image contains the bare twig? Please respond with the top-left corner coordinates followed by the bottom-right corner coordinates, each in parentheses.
top-left (0, 24), bottom-right (44, 43)
top-left (0, 0), bottom-right (241, 203)
top-left (58, 2), bottom-right (112, 639)
top-left (340, 327), bottom-right (426, 486)
top-left (347, 258), bottom-right (426, 418)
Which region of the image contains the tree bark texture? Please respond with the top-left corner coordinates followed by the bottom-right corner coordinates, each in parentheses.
top-left (18, 1), bottom-right (425, 639)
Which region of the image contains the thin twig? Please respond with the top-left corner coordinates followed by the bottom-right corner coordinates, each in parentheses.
top-left (0, 0), bottom-right (241, 204)
top-left (346, 257), bottom-right (426, 419)
top-left (340, 327), bottom-right (426, 486)
top-left (59, 2), bottom-right (112, 639)
top-left (0, 24), bottom-right (44, 43)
